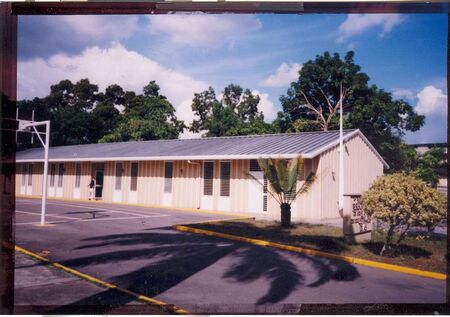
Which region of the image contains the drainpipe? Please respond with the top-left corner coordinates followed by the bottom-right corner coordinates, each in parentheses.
top-left (188, 160), bottom-right (201, 209)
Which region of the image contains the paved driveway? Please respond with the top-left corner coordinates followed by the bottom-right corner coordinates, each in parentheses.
top-left (15, 198), bottom-right (446, 313)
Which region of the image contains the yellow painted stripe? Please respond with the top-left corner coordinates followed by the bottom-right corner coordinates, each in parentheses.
top-left (16, 195), bottom-right (248, 218)
top-left (173, 225), bottom-right (447, 281)
top-left (14, 245), bottom-right (189, 314)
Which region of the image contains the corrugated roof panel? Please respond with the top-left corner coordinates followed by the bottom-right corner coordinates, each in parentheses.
top-left (16, 129), bottom-right (359, 161)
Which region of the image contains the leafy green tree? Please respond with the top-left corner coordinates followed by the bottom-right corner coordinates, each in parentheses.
top-left (226, 118), bottom-right (277, 136)
top-left (100, 81), bottom-right (184, 142)
top-left (18, 79), bottom-right (183, 146)
top-left (256, 158), bottom-right (316, 227)
top-left (279, 51), bottom-right (425, 171)
top-left (190, 84), bottom-right (268, 137)
top-left (280, 51), bottom-right (369, 131)
top-left (362, 173), bottom-right (445, 255)
top-left (413, 147), bottom-right (446, 187)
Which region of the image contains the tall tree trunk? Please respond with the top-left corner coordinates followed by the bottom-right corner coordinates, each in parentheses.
top-left (280, 203), bottom-right (291, 227)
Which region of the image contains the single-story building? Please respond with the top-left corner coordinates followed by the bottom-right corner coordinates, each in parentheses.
top-left (15, 129), bottom-right (388, 223)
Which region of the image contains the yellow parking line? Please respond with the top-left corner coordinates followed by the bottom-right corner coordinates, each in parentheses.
top-left (14, 245), bottom-right (189, 314)
top-left (173, 225), bottom-right (447, 281)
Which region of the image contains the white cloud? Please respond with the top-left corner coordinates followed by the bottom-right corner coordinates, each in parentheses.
top-left (60, 16), bottom-right (140, 41)
top-left (260, 63), bottom-right (301, 87)
top-left (391, 88), bottom-right (415, 101)
top-left (252, 90), bottom-right (277, 122)
top-left (415, 85), bottom-right (447, 116)
top-left (337, 14), bottom-right (405, 43)
top-left (18, 43), bottom-right (209, 124)
top-left (148, 14), bottom-right (261, 48)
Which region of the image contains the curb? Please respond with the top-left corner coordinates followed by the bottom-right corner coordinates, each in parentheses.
top-left (16, 195), bottom-right (248, 218)
top-left (173, 225), bottom-right (447, 281)
top-left (14, 245), bottom-right (189, 314)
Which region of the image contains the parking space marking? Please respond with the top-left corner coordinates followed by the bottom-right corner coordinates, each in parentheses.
top-left (16, 220), bottom-right (68, 226)
top-left (15, 213), bottom-right (170, 225)
top-left (76, 214), bottom-right (171, 222)
top-left (16, 210), bottom-right (79, 220)
top-left (36, 201), bottom-right (166, 218)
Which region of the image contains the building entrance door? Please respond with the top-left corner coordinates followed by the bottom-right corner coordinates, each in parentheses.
top-left (95, 170), bottom-right (104, 199)
top-left (248, 171), bottom-right (265, 213)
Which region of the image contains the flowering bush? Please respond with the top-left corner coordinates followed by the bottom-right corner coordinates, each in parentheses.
top-left (362, 173), bottom-right (446, 255)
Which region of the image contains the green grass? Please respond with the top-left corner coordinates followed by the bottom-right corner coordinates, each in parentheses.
top-left (189, 219), bottom-right (447, 274)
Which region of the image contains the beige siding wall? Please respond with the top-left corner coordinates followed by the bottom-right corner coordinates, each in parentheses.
top-left (230, 160), bottom-right (249, 213)
top-left (294, 157), bottom-right (321, 220)
top-left (137, 161), bottom-right (164, 206)
top-left (16, 139), bottom-right (384, 223)
top-left (16, 162), bottom-right (93, 199)
top-left (172, 160), bottom-right (201, 209)
top-left (319, 134), bottom-right (384, 220)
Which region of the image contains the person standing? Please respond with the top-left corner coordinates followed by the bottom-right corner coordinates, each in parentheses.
top-left (89, 178), bottom-right (95, 200)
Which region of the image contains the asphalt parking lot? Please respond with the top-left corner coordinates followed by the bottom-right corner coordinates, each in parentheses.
top-left (14, 197), bottom-right (446, 313)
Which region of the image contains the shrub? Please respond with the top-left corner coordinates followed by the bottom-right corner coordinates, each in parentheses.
top-left (361, 173), bottom-right (446, 255)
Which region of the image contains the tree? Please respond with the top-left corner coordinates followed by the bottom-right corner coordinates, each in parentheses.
top-left (100, 81), bottom-right (184, 142)
top-left (413, 147), bottom-right (446, 187)
top-left (256, 158), bottom-right (316, 227)
top-left (280, 51), bottom-right (369, 131)
top-left (361, 173), bottom-right (445, 255)
top-left (17, 79), bottom-right (183, 146)
top-left (279, 51), bottom-right (425, 171)
top-left (190, 84), bottom-right (268, 137)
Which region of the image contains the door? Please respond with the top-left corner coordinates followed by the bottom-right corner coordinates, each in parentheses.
top-left (49, 163), bottom-right (56, 197)
top-left (95, 170), bottom-right (104, 199)
top-left (73, 163), bottom-right (81, 199)
top-left (201, 161), bottom-right (214, 210)
top-left (248, 171), bottom-right (264, 213)
top-left (56, 163), bottom-right (64, 197)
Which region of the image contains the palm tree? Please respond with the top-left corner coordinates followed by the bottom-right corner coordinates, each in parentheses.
top-left (257, 158), bottom-right (316, 227)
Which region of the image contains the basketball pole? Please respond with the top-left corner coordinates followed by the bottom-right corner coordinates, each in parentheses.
top-left (20, 120), bottom-right (50, 225)
top-left (338, 82), bottom-right (344, 214)
top-left (40, 121), bottom-right (50, 225)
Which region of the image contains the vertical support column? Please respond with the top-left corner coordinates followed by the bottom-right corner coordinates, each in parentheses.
top-left (0, 2), bottom-right (17, 314)
top-left (40, 121), bottom-right (50, 225)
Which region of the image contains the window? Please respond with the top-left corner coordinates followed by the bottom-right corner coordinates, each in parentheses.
top-left (27, 164), bottom-right (33, 186)
top-left (115, 162), bottom-right (122, 190)
top-left (57, 164), bottom-right (64, 187)
top-left (49, 164), bottom-right (56, 187)
top-left (75, 163), bottom-right (81, 188)
top-left (130, 162), bottom-right (138, 191)
top-left (203, 161), bottom-right (214, 196)
top-left (164, 162), bottom-right (173, 193)
top-left (249, 159), bottom-right (261, 172)
top-left (220, 161), bottom-right (231, 197)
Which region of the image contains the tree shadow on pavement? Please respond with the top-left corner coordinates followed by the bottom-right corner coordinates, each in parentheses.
top-left (49, 228), bottom-right (359, 313)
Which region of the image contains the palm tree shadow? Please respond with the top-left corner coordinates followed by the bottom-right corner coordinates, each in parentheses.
top-left (48, 228), bottom-right (359, 313)
top-left (223, 246), bottom-right (360, 305)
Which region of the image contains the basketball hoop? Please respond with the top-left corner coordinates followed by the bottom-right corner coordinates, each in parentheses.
top-left (17, 109), bottom-right (51, 225)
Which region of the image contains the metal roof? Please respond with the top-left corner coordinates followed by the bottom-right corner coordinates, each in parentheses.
top-left (15, 129), bottom-right (389, 167)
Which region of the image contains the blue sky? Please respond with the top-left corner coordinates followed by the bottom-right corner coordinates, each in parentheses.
top-left (18, 13), bottom-right (447, 143)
